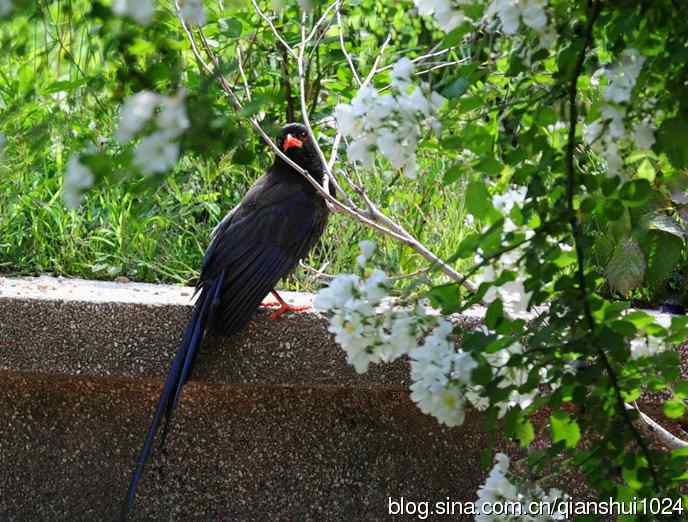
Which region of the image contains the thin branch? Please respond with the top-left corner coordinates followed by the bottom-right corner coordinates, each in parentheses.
top-left (236, 44), bottom-right (252, 101)
top-left (336, 8), bottom-right (362, 86)
top-left (250, 0), bottom-right (298, 60)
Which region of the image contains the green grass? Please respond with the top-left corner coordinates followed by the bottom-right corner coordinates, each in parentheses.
top-left (0, 150), bottom-right (471, 292)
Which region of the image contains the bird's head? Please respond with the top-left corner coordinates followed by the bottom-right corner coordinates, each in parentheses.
top-left (275, 123), bottom-right (323, 175)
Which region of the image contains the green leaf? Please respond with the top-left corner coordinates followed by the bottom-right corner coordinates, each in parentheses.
top-left (515, 417), bottom-right (535, 447)
top-left (655, 117), bottom-right (688, 169)
top-left (606, 237), bottom-right (646, 295)
top-left (485, 300), bottom-right (504, 329)
top-left (439, 23), bottom-right (471, 48)
top-left (550, 410), bottom-right (581, 448)
top-left (443, 163), bottom-right (463, 185)
top-left (427, 283), bottom-right (461, 314)
top-left (646, 232), bottom-right (683, 289)
top-left (220, 17), bottom-right (243, 37)
top-left (636, 159), bottom-right (656, 182)
top-left (664, 399), bottom-right (686, 419)
top-left (620, 180), bottom-right (653, 207)
top-left (465, 180), bottom-right (493, 220)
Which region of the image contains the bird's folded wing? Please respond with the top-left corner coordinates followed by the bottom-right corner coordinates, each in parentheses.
top-left (201, 185), bottom-right (319, 335)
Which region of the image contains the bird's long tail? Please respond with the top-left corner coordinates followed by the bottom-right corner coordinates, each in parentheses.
top-left (121, 272), bottom-right (225, 520)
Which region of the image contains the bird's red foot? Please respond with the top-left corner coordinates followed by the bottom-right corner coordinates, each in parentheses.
top-left (264, 290), bottom-right (311, 320)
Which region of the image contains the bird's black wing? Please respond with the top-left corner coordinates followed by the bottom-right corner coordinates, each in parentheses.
top-left (202, 174), bottom-right (323, 334)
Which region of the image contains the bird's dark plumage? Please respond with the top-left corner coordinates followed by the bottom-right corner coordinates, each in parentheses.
top-left (122, 123), bottom-right (329, 518)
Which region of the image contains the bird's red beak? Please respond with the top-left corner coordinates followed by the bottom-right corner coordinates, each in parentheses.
top-left (283, 133), bottom-right (303, 152)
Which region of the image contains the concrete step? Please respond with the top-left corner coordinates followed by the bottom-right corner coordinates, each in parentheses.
top-left (0, 276), bottom-right (489, 521)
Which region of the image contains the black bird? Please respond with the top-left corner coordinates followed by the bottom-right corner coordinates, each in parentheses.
top-left (122, 123), bottom-right (330, 518)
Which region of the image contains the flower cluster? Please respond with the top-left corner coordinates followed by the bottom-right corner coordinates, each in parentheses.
top-left (409, 319), bottom-right (478, 426)
top-left (0, 0), bottom-right (12, 18)
top-left (629, 314), bottom-right (670, 360)
top-left (179, 0), bottom-right (208, 26)
top-left (315, 241), bottom-right (548, 427)
top-left (472, 186), bottom-right (533, 317)
top-left (116, 90), bottom-right (189, 175)
top-left (313, 258), bottom-right (417, 373)
top-left (113, 0), bottom-right (155, 26)
top-left (583, 49), bottom-right (650, 177)
top-left (413, 0), bottom-right (469, 33)
top-left (486, 0), bottom-right (548, 36)
top-left (476, 453), bottom-right (567, 521)
top-left (63, 155), bottom-right (95, 209)
top-left (335, 58), bottom-right (445, 179)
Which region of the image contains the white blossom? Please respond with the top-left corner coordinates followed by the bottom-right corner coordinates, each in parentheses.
top-left (116, 91), bottom-right (159, 143)
top-left (630, 335), bottom-right (667, 359)
top-left (179, 0), bottom-right (207, 26)
top-left (133, 132), bottom-right (180, 174)
top-left (116, 90), bottom-right (189, 174)
top-left (63, 155), bottom-right (94, 208)
top-left (356, 240), bottom-right (377, 266)
top-left (486, 0), bottom-right (548, 36)
top-left (391, 57), bottom-right (415, 91)
top-left (0, 0), bottom-right (13, 17)
top-left (112, 0), bottom-right (154, 26)
top-left (582, 120), bottom-right (603, 145)
top-left (335, 60), bottom-right (444, 178)
top-left (413, 0), bottom-right (466, 32)
top-left (633, 120), bottom-right (655, 150)
top-left (603, 48), bottom-right (646, 104)
top-left (600, 105), bottom-right (626, 139)
top-left (475, 453), bottom-right (568, 521)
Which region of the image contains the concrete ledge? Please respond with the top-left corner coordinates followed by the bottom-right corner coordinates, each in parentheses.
top-left (2, 276), bottom-right (470, 386)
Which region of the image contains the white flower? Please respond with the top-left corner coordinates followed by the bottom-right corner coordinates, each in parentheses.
top-left (116, 91), bottom-right (159, 143)
top-left (376, 130), bottom-right (405, 168)
top-left (494, 0), bottom-right (521, 34)
top-left (335, 104), bottom-right (361, 136)
top-left (0, 0), bottom-right (13, 18)
top-left (391, 57), bottom-right (415, 91)
top-left (362, 269), bottom-right (387, 303)
top-left (63, 155), bottom-right (95, 208)
top-left (602, 140), bottom-right (624, 177)
top-left (414, 0), bottom-right (466, 32)
top-left (112, 0), bottom-right (154, 26)
top-left (600, 105), bottom-right (626, 139)
top-left (366, 94), bottom-right (396, 126)
top-left (314, 274), bottom-right (360, 311)
top-left (583, 120), bottom-right (603, 145)
top-left (486, 0), bottom-right (549, 36)
top-left (356, 240), bottom-right (377, 266)
top-left (179, 0), bottom-right (207, 26)
top-left (134, 132), bottom-right (180, 174)
top-left (157, 92), bottom-right (190, 139)
top-left (338, 75), bottom-right (442, 175)
top-left (603, 48), bottom-right (646, 104)
top-left (521, 0), bottom-right (547, 31)
top-left (347, 136), bottom-right (375, 166)
top-left (630, 335), bottom-right (666, 359)
top-left (633, 120), bottom-right (655, 150)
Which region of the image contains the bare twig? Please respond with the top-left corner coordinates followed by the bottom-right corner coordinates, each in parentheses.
top-left (336, 8), bottom-right (362, 86)
top-left (250, 0), bottom-right (298, 60)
